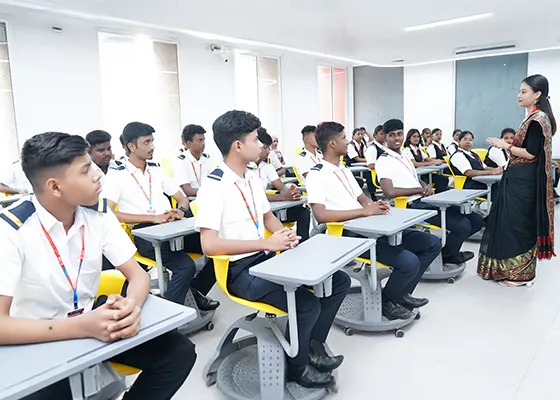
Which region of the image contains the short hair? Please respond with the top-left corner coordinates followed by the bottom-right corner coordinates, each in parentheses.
top-left (21, 132), bottom-right (89, 190)
top-left (501, 128), bottom-right (516, 137)
top-left (352, 128), bottom-right (362, 136)
top-left (359, 126), bottom-right (366, 131)
top-left (453, 129), bottom-right (462, 136)
top-left (316, 122), bottom-right (345, 153)
top-left (85, 130), bottom-right (112, 147)
top-left (382, 119), bottom-right (404, 134)
top-left (431, 128), bottom-right (442, 135)
top-left (257, 127), bottom-right (273, 146)
top-left (122, 122), bottom-right (155, 147)
top-left (181, 124), bottom-right (206, 143)
top-left (374, 125), bottom-right (383, 134)
top-left (301, 125), bottom-right (316, 139)
top-left (119, 134), bottom-right (125, 146)
top-left (212, 110), bottom-right (261, 156)
top-left (459, 130), bottom-right (474, 141)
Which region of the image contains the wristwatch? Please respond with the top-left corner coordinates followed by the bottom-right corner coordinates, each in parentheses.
top-left (178, 206), bottom-right (189, 217)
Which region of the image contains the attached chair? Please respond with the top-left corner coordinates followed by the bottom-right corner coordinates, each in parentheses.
top-left (442, 156), bottom-right (489, 214)
top-left (472, 148), bottom-right (489, 162)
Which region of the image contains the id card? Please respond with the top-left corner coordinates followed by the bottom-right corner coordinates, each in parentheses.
top-left (67, 308), bottom-right (84, 317)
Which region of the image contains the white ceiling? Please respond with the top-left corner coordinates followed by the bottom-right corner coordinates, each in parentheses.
top-left (1, 0), bottom-right (560, 66)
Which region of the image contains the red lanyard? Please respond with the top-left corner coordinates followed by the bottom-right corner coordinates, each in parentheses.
top-left (191, 162), bottom-right (202, 186)
top-left (467, 151), bottom-right (484, 168)
top-left (333, 170), bottom-right (354, 198)
top-left (40, 223), bottom-right (85, 310)
top-left (234, 180), bottom-right (260, 237)
top-left (310, 153), bottom-right (320, 165)
top-left (126, 165), bottom-right (153, 211)
top-left (389, 152), bottom-right (419, 181)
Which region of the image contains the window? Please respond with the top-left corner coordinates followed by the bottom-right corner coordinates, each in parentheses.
top-left (0, 23), bottom-right (19, 166)
top-left (234, 53), bottom-right (282, 143)
top-left (98, 33), bottom-right (181, 158)
top-left (317, 66), bottom-right (347, 127)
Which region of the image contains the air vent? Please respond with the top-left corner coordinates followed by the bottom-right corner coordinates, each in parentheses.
top-left (454, 43), bottom-right (517, 55)
top-left (392, 59), bottom-right (405, 63)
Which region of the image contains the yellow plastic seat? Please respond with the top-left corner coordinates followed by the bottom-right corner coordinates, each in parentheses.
top-left (264, 222), bottom-right (296, 239)
top-left (371, 169), bottom-right (381, 189)
top-left (294, 147), bottom-right (304, 155)
top-left (472, 148), bottom-right (488, 161)
top-left (210, 255), bottom-right (286, 315)
top-left (161, 157), bottom-right (174, 177)
top-left (97, 270), bottom-right (142, 375)
top-left (443, 155), bottom-right (467, 189)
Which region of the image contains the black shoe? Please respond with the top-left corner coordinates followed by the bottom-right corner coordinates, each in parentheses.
top-left (382, 300), bottom-right (414, 320)
top-left (461, 251), bottom-right (475, 262)
top-left (287, 365), bottom-right (334, 389)
top-left (192, 290), bottom-right (220, 311)
top-left (400, 293), bottom-right (429, 309)
top-left (309, 353), bottom-right (344, 372)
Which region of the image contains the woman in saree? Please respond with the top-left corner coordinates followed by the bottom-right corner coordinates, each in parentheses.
top-left (478, 74), bottom-right (556, 286)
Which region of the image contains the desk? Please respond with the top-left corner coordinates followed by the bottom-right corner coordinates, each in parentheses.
top-left (349, 166), bottom-right (369, 174)
top-left (0, 195), bottom-right (30, 208)
top-left (473, 174), bottom-right (502, 215)
top-left (280, 177), bottom-right (298, 185)
top-left (132, 219), bottom-right (196, 296)
top-left (416, 165), bottom-right (446, 185)
top-left (0, 296), bottom-right (196, 400)
top-left (352, 162), bottom-right (369, 168)
top-left (269, 197), bottom-right (307, 220)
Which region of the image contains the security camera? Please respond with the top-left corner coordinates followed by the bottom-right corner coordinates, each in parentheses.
top-left (209, 44), bottom-right (232, 63)
top-left (220, 54), bottom-right (230, 63)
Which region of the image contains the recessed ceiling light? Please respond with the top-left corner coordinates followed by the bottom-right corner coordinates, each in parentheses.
top-left (404, 13), bottom-right (494, 32)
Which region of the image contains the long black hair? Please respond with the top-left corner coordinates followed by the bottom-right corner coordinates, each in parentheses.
top-left (523, 74), bottom-right (557, 135)
top-left (404, 129), bottom-right (420, 148)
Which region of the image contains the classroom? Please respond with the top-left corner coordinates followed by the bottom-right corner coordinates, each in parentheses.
top-left (0, 1), bottom-right (559, 400)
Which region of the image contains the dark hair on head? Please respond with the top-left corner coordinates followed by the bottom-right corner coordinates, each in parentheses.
top-left (257, 128), bottom-right (273, 146)
top-left (181, 124), bottom-right (206, 143)
top-left (523, 74), bottom-right (557, 135)
top-left (85, 130), bottom-right (112, 147)
top-left (122, 122), bottom-right (155, 149)
top-left (404, 129), bottom-right (421, 148)
top-left (352, 128), bottom-right (362, 136)
top-left (459, 130), bottom-right (474, 141)
top-left (382, 119), bottom-right (403, 135)
top-left (316, 121), bottom-right (345, 153)
top-left (422, 128), bottom-right (431, 135)
top-left (301, 125), bottom-right (316, 138)
top-left (453, 129), bottom-right (462, 136)
top-left (431, 128), bottom-right (442, 135)
top-left (359, 126), bottom-right (366, 131)
top-left (501, 128), bottom-right (516, 138)
top-left (374, 125), bottom-right (383, 134)
top-left (212, 110), bottom-right (261, 156)
top-left (21, 132), bottom-right (89, 191)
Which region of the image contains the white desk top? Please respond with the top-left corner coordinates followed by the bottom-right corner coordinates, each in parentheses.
top-left (0, 296), bottom-right (195, 400)
top-left (280, 177), bottom-right (298, 184)
top-left (420, 189), bottom-right (488, 207)
top-left (0, 195), bottom-right (30, 207)
top-left (472, 175), bottom-right (502, 185)
top-left (131, 218), bottom-right (196, 242)
top-left (349, 166), bottom-right (369, 173)
top-left (416, 165), bottom-right (447, 175)
top-left (270, 198), bottom-right (307, 212)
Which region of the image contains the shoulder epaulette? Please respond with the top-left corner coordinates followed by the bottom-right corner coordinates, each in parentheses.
top-left (0, 200), bottom-right (35, 230)
top-left (299, 150), bottom-right (307, 157)
top-left (202, 153), bottom-right (210, 158)
top-left (109, 160), bottom-right (124, 170)
top-left (311, 164), bottom-right (323, 171)
top-left (177, 154), bottom-right (186, 160)
top-left (247, 164), bottom-right (257, 171)
top-left (147, 161), bottom-right (160, 167)
top-left (379, 153), bottom-right (389, 158)
top-left (207, 168), bottom-right (224, 181)
top-left (82, 198), bottom-right (108, 213)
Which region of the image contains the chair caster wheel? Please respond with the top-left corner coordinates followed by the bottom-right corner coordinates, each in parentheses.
top-left (395, 329), bottom-right (405, 338)
top-left (344, 327), bottom-right (354, 336)
top-left (327, 380), bottom-right (339, 393)
top-left (205, 372), bottom-right (217, 387)
top-left (447, 277), bottom-right (456, 284)
top-left (415, 312), bottom-right (421, 320)
top-left (206, 322), bottom-right (214, 331)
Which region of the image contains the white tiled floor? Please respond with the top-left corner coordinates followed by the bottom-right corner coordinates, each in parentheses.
top-left (173, 207), bottom-right (560, 400)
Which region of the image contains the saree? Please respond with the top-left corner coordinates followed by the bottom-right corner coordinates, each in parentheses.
top-left (477, 110), bottom-right (555, 282)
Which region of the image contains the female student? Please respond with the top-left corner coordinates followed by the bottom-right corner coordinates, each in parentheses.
top-left (427, 128), bottom-right (448, 160)
top-left (485, 128), bottom-right (515, 168)
top-left (421, 128), bottom-right (432, 147)
top-left (447, 129), bottom-right (462, 156)
top-left (478, 74), bottom-right (556, 286)
top-left (449, 131), bottom-right (503, 191)
top-left (403, 129), bottom-right (448, 193)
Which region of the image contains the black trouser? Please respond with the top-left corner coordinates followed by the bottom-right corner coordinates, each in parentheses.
top-left (420, 173), bottom-right (449, 193)
top-left (344, 230), bottom-right (441, 303)
top-left (285, 205), bottom-right (311, 241)
top-left (409, 199), bottom-right (484, 258)
top-left (134, 226), bottom-right (215, 304)
top-left (227, 252), bottom-right (351, 368)
top-left (23, 330), bottom-right (196, 400)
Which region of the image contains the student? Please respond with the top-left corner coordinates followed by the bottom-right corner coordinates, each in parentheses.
top-left (345, 128), bottom-right (367, 165)
top-left (102, 122), bottom-right (219, 310)
top-left (376, 119), bottom-right (483, 265)
top-left (306, 121), bottom-right (441, 321)
top-left (447, 129), bottom-right (462, 156)
top-left (260, 127), bottom-right (285, 177)
top-left (271, 135), bottom-right (285, 165)
top-left (0, 132), bottom-right (196, 400)
top-left (365, 125), bottom-right (386, 170)
top-left (118, 134), bottom-right (129, 162)
top-left (403, 129), bottom-right (449, 193)
top-left (293, 125), bottom-right (323, 185)
top-left (0, 160), bottom-right (32, 195)
top-left (485, 128), bottom-right (515, 168)
top-left (196, 110), bottom-right (349, 388)
top-left (421, 128), bottom-right (432, 147)
top-left (255, 128), bottom-right (310, 241)
top-left (427, 128), bottom-right (448, 160)
top-left (86, 130), bottom-right (122, 181)
top-left (360, 126), bottom-right (373, 144)
top-left (172, 124), bottom-right (215, 197)
top-left (449, 131), bottom-right (504, 192)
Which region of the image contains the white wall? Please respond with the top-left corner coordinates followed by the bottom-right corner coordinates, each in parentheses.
top-left (528, 50), bottom-right (560, 157)
top-left (403, 61), bottom-right (455, 143)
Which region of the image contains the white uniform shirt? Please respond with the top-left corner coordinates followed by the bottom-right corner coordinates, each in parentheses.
top-left (293, 148), bottom-right (323, 185)
top-left (102, 159), bottom-right (178, 217)
top-left (487, 147), bottom-right (509, 168)
top-left (195, 163), bottom-right (270, 261)
top-left (447, 141), bottom-right (459, 156)
top-left (365, 140), bottom-right (386, 166)
top-left (254, 160), bottom-right (280, 190)
top-left (427, 142), bottom-right (447, 159)
top-left (0, 197), bottom-right (136, 319)
top-left (347, 139), bottom-right (367, 160)
top-left (403, 146), bottom-right (427, 162)
top-left (172, 149), bottom-right (215, 189)
top-left (306, 160), bottom-right (362, 211)
top-left (450, 148), bottom-right (487, 174)
top-left (92, 159), bottom-right (123, 185)
top-left (1, 161), bottom-right (32, 193)
top-left (375, 149), bottom-right (422, 202)
top-left (268, 151), bottom-right (283, 171)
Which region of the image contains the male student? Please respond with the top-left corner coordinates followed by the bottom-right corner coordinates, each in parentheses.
top-left (447, 129), bottom-right (462, 156)
top-left (260, 127), bottom-right (285, 177)
top-left (1, 159), bottom-right (32, 195)
top-left (306, 122), bottom-right (441, 321)
top-left (86, 130), bottom-right (122, 181)
top-left (102, 122), bottom-right (219, 311)
top-left (255, 128), bottom-right (311, 241)
top-left (376, 119), bottom-right (483, 265)
top-left (196, 110), bottom-right (349, 389)
top-left (172, 124), bottom-right (215, 197)
top-left (293, 125), bottom-right (323, 185)
top-left (0, 132), bottom-right (196, 399)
